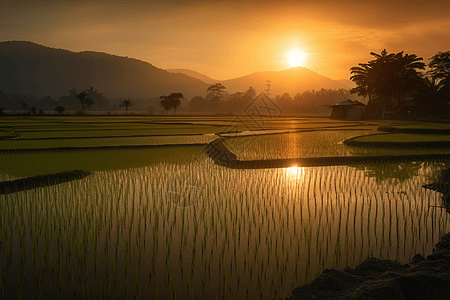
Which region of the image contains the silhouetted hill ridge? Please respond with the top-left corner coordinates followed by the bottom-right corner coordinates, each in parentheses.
top-left (0, 41), bottom-right (209, 99)
top-left (220, 66), bottom-right (350, 96)
top-left (169, 66), bottom-right (353, 96)
top-left (167, 69), bottom-right (217, 84)
top-left (0, 41), bottom-right (353, 104)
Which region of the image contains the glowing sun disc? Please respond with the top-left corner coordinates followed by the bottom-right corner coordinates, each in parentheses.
top-left (287, 49), bottom-right (306, 67)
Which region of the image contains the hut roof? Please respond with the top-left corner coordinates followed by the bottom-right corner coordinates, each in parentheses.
top-left (330, 99), bottom-right (365, 108)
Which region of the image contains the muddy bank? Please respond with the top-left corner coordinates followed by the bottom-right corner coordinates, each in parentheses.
top-left (343, 133), bottom-right (450, 147)
top-left (0, 170), bottom-right (91, 194)
top-left (226, 153), bottom-right (450, 169)
top-left (289, 232), bottom-right (450, 300)
top-left (0, 143), bottom-right (209, 154)
top-left (204, 139), bottom-right (450, 169)
top-left (378, 125), bottom-right (450, 134)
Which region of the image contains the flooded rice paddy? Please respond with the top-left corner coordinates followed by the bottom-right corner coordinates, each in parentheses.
top-left (1, 116), bottom-right (450, 299)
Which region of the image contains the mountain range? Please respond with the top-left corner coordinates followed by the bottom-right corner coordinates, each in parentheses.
top-left (0, 41), bottom-right (208, 100)
top-left (0, 41), bottom-right (353, 102)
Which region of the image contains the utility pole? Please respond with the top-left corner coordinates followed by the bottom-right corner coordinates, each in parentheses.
top-left (265, 80), bottom-right (271, 97)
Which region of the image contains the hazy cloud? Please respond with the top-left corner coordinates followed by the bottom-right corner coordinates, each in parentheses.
top-left (1, 0), bottom-right (450, 79)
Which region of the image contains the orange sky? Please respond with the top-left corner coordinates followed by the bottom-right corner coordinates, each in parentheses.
top-left (2, 0), bottom-right (450, 80)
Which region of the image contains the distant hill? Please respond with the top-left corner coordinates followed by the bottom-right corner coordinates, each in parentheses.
top-left (336, 79), bottom-right (355, 89)
top-left (220, 67), bottom-right (352, 96)
top-left (0, 41), bottom-right (209, 100)
top-left (167, 67), bottom-right (353, 97)
top-left (0, 41), bottom-right (354, 110)
top-left (166, 69), bottom-right (217, 84)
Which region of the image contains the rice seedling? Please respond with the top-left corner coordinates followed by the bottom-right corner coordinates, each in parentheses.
top-left (1, 117), bottom-right (450, 299)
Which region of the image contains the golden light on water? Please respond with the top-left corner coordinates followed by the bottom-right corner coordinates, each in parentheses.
top-left (285, 166), bottom-right (304, 179)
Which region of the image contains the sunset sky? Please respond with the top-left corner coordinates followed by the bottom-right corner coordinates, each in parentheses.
top-left (1, 0), bottom-right (450, 80)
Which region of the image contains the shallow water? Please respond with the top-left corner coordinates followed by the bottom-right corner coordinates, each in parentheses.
top-left (224, 130), bottom-right (450, 160)
top-left (1, 149), bottom-right (449, 300)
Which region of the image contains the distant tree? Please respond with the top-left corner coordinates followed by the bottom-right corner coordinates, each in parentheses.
top-left (119, 99), bottom-right (134, 113)
top-left (69, 89), bottom-right (77, 99)
top-left (56, 89), bottom-right (79, 111)
top-left (37, 96), bottom-right (56, 110)
top-left (85, 86), bottom-right (99, 100)
top-left (55, 106), bottom-right (65, 115)
top-left (38, 109), bottom-right (44, 115)
top-left (160, 93), bottom-right (184, 115)
top-left (230, 92), bottom-right (244, 100)
top-left (76, 91), bottom-right (94, 114)
top-left (21, 102), bottom-right (28, 113)
top-left (168, 93), bottom-right (183, 115)
top-left (188, 96), bottom-right (208, 112)
top-left (0, 107), bottom-right (4, 115)
top-left (275, 93), bottom-right (292, 102)
top-left (244, 86), bottom-right (257, 99)
top-left (29, 106), bottom-right (37, 115)
top-left (206, 83), bottom-right (226, 101)
top-left (223, 87), bottom-right (258, 114)
top-left (84, 86), bottom-right (109, 110)
top-left (428, 51), bottom-right (450, 85)
top-left (160, 96), bottom-right (172, 115)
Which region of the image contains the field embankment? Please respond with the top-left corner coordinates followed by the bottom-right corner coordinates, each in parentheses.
top-left (0, 170), bottom-right (91, 194)
top-left (206, 138), bottom-right (450, 168)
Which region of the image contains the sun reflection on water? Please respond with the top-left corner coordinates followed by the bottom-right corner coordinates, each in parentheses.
top-left (285, 165), bottom-right (304, 179)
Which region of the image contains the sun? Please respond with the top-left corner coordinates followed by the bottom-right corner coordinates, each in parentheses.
top-left (287, 49), bottom-right (307, 68)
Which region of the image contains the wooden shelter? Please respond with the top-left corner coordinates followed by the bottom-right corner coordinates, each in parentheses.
top-left (330, 99), bottom-right (366, 120)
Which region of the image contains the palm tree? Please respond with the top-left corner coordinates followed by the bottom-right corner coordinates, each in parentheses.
top-left (350, 63), bottom-right (375, 102)
top-left (119, 99), bottom-right (134, 114)
top-left (416, 76), bottom-right (447, 109)
top-left (28, 106), bottom-right (37, 115)
top-left (350, 49), bottom-right (425, 110)
top-left (85, 86), bottom-right (98, 99)
top-left (76, 91), bottom-right (94, 114)
top-left (421, 77), bottom-right (445, 96)
top-left (428, 51), bottom-right (450, 85)
top-left (83, 86), bottom-right (106, 111)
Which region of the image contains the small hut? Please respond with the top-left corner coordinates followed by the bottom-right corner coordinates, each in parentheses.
top-left (330, 99), bottom-right (366, 120)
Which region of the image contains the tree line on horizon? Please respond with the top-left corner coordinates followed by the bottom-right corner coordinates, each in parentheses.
top-left (185, 84), bottom-right (358, 115)
top-left (0, 86), bottom-right (139, 115)
top-left (349, 49), bottom-right (450, 118)
top-left (3, 49), bottom-right (450, 118)
top-left (0, 82), bottom-right (361, 116)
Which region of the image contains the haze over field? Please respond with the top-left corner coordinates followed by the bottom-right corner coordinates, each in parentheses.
top-left (3, 2), bottom-right (450, 299)
top-left (0, 41), bottom-right (353, 100)
top-left (2, 0), bottom-right (450, 81)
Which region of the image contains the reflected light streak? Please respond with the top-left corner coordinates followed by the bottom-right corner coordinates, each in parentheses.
top-left (285, 166), bottom-right (304, 180)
